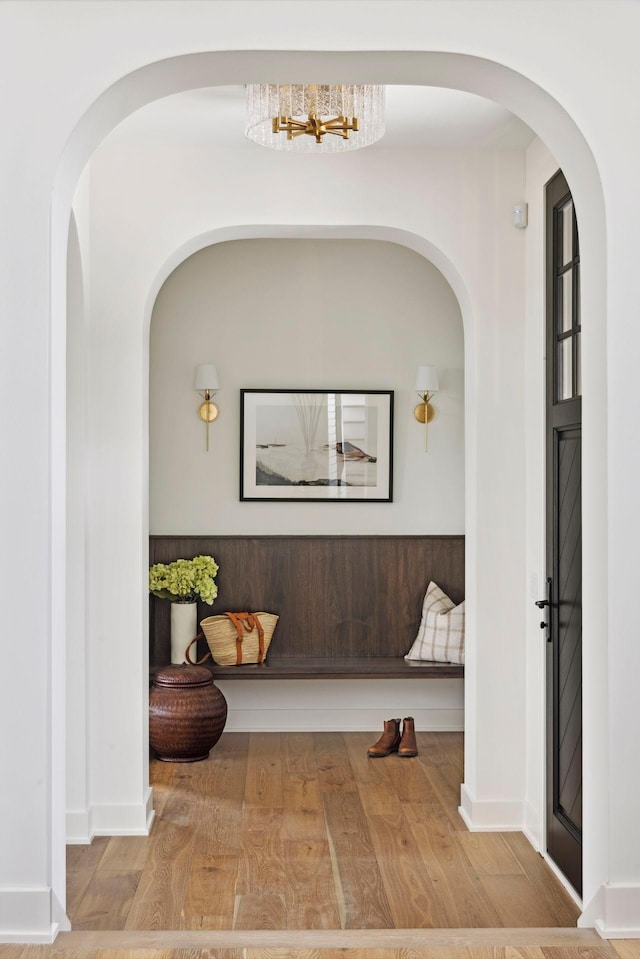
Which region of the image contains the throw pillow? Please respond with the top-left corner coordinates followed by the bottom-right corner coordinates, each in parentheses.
top-left (404, 581), bottom-right (465, 665)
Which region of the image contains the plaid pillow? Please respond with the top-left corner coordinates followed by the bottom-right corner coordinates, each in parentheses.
top-left (404, 581), bottom-right (465, 665)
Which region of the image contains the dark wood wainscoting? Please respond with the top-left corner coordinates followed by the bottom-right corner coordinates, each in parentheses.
top-left (150, 535), bottom-right (464, 669)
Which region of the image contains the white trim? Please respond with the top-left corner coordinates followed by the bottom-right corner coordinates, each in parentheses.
top-left (223, 707), bottom-right (464, 733)
top-left (458, 783), bottom-right (524, 831)
top-left (51, 893), bottom-right (71, 934)
top-left (580, 882), bottom-right (640, 938)
top-left (0, 889), bottom-right (59, 944)
top-left (66, 808), bottom-right (92, 844)
top-left (523, 801), bottom-right (543, 852)
top-left (66, 788), bottom-right (154, 843)
top-left (92, 786), bottom-right (155, 837)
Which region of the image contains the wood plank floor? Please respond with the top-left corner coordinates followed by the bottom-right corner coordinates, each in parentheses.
top-left (12, 731), bottom-right (640, 956)
top-left (62, 732), bottom-right (583, 934)
top-left (0, 930), bottom-right (640, 959)
top-left (2, 928), bottom-right (639, 958)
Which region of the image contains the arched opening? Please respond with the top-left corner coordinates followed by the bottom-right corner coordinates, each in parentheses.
top-left (55, 49), bottom-right (607, 935)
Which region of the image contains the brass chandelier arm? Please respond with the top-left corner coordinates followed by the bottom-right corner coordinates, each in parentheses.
top-left (273, 113), bottom-right (360, 143)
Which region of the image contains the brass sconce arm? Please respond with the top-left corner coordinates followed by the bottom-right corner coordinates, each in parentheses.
top-left (413, 391), bottom-right (436, 425)
top-left (194, 364), bottom-right (220, 452)
top-left (413, 366), bottom-right (439, 452)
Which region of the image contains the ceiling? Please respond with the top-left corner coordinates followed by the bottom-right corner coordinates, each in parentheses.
top-left (113, 84), bottom-right (536, 151)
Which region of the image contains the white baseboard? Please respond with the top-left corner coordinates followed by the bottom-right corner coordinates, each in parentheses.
top-left (52, 892), bottom-right (71, 934)
top-left (0, 888), bottom-right (59, 943)
top-left (580, 882), bottom-right (640, 937)
top-left (66, 807), bottom-right (92, 844)
top-left (523, 801), bottom-right (543, 852)
top-left (224, 706), bottom-right (464, 732)
top-left (458, 783), bottom-right (524, 830)
top-left (66, 787), bottom-right (154, 843)
top-left (217, 677), bottom-right (464, 733)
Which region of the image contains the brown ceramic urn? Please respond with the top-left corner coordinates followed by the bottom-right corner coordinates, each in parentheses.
top-left (149, 664), bottom-right (227, 762)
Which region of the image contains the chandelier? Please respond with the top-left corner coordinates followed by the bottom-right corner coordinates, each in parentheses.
top-left (245, 84), bottom-right (385, 153)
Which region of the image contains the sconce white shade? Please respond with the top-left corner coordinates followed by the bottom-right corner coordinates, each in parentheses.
top-left (415, 365), bottom-right (439, 393)
top-left (193, 363), bottom-right (220, 391)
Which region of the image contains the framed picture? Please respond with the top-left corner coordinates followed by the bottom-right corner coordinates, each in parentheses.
top-left (240, 389), bottom-right (394, 502)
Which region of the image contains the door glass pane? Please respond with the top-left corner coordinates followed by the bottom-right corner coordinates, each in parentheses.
top-left (576, 332), bottom-right (582, 396)
top-left (561, 199), bottom-right (573, 266)
top-left (559, 338), bottom-right (573, 400)
top-left (560, 269), bottom-right (573, 332)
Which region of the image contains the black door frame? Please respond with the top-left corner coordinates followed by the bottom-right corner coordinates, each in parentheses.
top-left (545, 168), bottom-right (583, 896)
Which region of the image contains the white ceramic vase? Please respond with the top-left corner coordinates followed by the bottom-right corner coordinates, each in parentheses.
top-left (170, 602), bottom-right (198, 664)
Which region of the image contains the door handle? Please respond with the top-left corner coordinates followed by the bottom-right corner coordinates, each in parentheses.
top-left (536, 577), bottom-right (552, 642)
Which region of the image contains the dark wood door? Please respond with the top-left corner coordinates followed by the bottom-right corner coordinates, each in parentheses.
top-left (544, 170), bottom-right (582, 895)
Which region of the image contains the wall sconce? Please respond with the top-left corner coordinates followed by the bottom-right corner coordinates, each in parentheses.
top-left (414, 365), bottom-right (439, 451)
top-left (194, 364), bottom-right (220, 451)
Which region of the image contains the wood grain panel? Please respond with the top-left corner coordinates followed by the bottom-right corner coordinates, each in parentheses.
top-left (501, 832), bottom-right (580, 927)
top-left (191, 733), bottom-right (249, 857)
top-left (149, 535), bottom-right (464, 666)
top-left (611, 943), bottom-right (640, 959)
top-left (71, 870), bottom-right (142, 930)
top-left (455, 832), bottom-right (524, 877)
top-left (480, 875), bottom-right (563, 927)
top-left (283, 840), bottom-right (342, 929)
top-left (123, 819), bottom-right (195, 929)
top-left (182, 853), bottom-right (238, 924)
top-left (232, 892), bottom-right (287, 930)
top-left (281, 732), bottom-right (326, 842)
top-left (366, 806), bottom-right (449, 928)
top-left (322, 790), bottom-right (394, 929)
top-left (542, 949), bottom-right (618, 959)
top-left (66, 837), bottom-right (110, 922)
top-left (314, 732), bottom-right (358, 794)
top-left (403, 802), bottom-right (503, 929)
top-left (236, 805), bottom-right (285, 897)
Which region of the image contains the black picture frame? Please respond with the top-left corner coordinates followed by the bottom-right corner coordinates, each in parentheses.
top-left (240, 389), bottom-right (394, 502)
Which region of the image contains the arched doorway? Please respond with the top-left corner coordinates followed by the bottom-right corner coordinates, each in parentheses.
top-left (54, 49), bottom-right (606, 935)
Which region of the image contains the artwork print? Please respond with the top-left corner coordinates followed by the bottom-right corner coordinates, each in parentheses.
top-left (240, 390), bottom-right (393, 502)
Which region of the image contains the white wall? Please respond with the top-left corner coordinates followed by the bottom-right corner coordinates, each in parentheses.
top-left (150, 238), bottom-right (464, 534)
top-left (522, 137), bottom-right (557, 852)
top-left (83, 134), bottom-right (526, 844)
top-left (65, 208), bottom-right (90, 847)
top-left (3, 0), bottom-right (638, 940)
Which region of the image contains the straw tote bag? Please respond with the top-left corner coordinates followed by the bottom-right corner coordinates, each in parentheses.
top-left (185, 611), bottom-right (278, 667)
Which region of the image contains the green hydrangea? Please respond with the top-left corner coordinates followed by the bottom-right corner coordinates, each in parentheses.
top-left (148, 555), bottom-right (219, 605)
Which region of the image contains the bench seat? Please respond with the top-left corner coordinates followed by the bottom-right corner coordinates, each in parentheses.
top-left (206, 655), bottom-right (463, 680)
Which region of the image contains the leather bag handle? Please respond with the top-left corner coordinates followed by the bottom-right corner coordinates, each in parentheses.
top-left (184, 632), bottom-right (211, 665)
top-left (224, 612), bottom-right (266, 665)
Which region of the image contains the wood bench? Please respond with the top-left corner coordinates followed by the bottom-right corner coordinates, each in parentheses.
top-left (150, 534), bottom-right (465, 681)
top-left (206, 655), bottom-right (462, 680)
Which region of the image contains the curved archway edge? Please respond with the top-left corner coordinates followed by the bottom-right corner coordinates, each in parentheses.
top-left (52, 48), bottom-right (607, 935)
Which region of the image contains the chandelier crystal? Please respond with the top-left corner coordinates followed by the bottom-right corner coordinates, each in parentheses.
top-left (245, 84), bottom-right (385, 153)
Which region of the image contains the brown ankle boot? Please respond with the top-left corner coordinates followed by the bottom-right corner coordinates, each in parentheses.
top-left (367, 718), bottom-right (401, 758)
top-left (398, 716), bottom-right (418, 757)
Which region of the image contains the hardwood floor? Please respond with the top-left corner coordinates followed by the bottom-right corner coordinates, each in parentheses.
top-left (6, 732), bottom-right (640, 958)
top-left (2, 933), bottom-right (636, 959)
top-left (64, 732), bottom-right (579, 933)
top-left (2, 930), bottom-right (632, 959)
